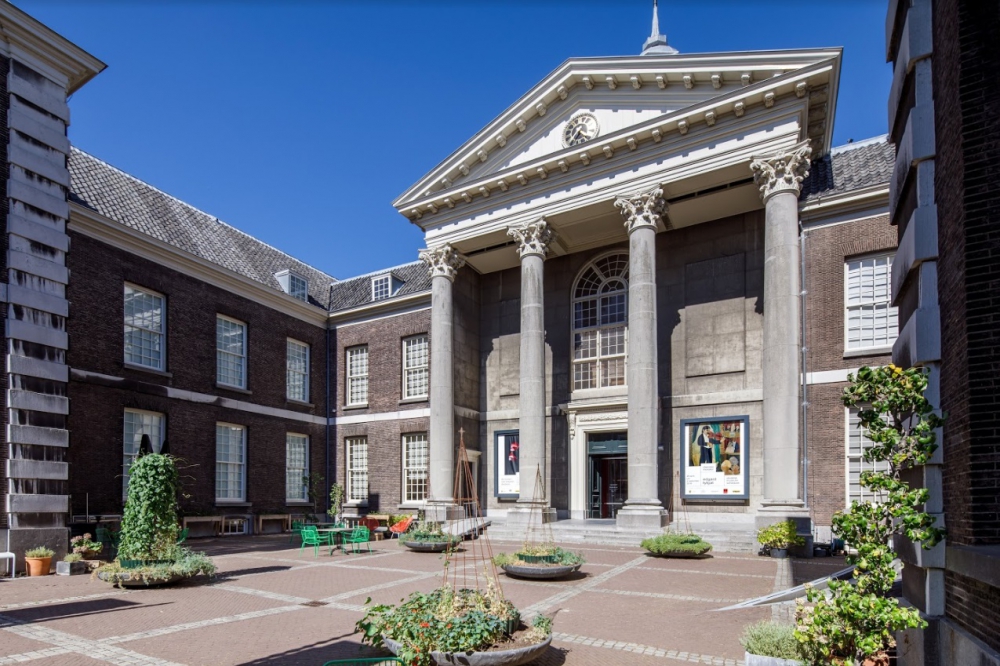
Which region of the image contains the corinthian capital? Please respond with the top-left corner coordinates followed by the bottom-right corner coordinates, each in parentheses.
top-left (419, 244), bottom-right (466, 281)
top-left (615, 186), bottom-right (667, 234)
top-left (750, 140), bottom-right (812, 202)
top-left (508, 218), bottom-right (557, 259)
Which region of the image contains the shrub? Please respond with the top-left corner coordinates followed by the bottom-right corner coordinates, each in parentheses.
top-left (757, 520), bottom-right (805, 550)
top-left (70, 533), bottom-right (102, 555)
top-left (494, 546), bottom-right (584, 567)
top-left (63, 553), bottom-right (84, 563)
top-left (25, 546), bottom-right (54, 558)
top-left (405, 520), bottom-right (459, 544)
top-left (119, 453), bottom-right (179, 561)
top-left (741, 621), bottom-right (800, 660)
top-left (95, 547), bottom-right (216, 587)
top-left (641, 533), bottom-right (712, 557)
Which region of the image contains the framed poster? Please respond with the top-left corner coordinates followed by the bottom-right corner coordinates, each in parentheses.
top-left (679, 415), bottom-right (749, 500)
top-left (494, 430), bottom-right (519, 499)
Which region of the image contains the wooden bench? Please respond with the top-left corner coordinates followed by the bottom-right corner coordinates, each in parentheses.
top-left (181, 515), bottom-right (223, 537)
top-left (254, 514), bottom-right (291, 535)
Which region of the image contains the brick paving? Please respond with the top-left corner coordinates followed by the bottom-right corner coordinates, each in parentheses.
top-left (0, 535), bottom-right (819, 665)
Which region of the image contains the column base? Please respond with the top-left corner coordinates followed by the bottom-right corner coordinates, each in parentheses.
top-left (424, 502), bottom-right (465, 522)
top-left (616, 500), bottom-right (668, 529)
top-left (755, 503), bottom-right (813, 558)
top-left (505, 503), bottom-right (557, 527)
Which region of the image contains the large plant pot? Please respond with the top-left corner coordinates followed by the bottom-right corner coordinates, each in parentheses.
top-left (56, 561), bottom-right (89, 576)
top-left (501, 563), bottom-right (581, 580)
top-left (96, 570), bottom-right (184, 587)
top-left (25, 556), bottom-right (51, 576)
top-left (769, 548), bottom-right (788, 559)
top-left (401, 540), bottom-right (454, 553)
top-left (744, 652), bottom-right (802, 666)
top-left (515, 553), bottom-right (557, 564)
top-left (119, 558), bottom-right (175, 569)
top-left (384, 634), bottom-right (552, 666)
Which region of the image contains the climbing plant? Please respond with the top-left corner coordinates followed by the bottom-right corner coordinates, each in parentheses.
top-left (118, 453), bottom-right (180, 561)
top-left (795, 364), bottom-right (945, 665)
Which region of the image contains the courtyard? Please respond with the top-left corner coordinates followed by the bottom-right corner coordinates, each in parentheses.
top-left (0, 535), bottom-right (845, 666)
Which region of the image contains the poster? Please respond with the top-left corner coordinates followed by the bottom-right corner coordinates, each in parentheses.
top-left (679, 416), bottom-right (748, 500)
top-left (494, 430), bottom-right (519, 499)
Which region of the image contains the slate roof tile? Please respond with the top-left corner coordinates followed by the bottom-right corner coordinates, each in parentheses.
top-left (801, 136), bottom-right (894, 201)
top-left (327, 261), bottom-right (431, 314)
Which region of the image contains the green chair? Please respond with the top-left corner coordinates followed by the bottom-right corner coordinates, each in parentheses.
top-left (343, 526), bottom-right (371, 555)
top-left (300, 526), bottom-right (332, 557)
top-left (290, 520), bottom-right (304, 544)
top-left (176, 527), bottom-right (189, 544)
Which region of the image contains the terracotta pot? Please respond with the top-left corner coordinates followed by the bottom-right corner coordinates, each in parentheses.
top-left (25, 556), bottom-right (52, 576)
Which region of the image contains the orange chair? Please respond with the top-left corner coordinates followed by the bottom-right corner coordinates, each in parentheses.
top-left (388, 516), bottom-right (414, 539)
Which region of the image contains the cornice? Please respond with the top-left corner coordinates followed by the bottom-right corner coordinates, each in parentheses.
top-left (327, 291), bottom-right (431, 326)
top-left (69, 203), bottom-right (329, 327)
top-left (799, 184), bottom-right (890, 220)
top-left (0, 3), bottom-right (105, 93)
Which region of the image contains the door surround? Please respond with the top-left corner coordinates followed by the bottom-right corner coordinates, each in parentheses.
top-left (565, 406), bottom-right (628, 520)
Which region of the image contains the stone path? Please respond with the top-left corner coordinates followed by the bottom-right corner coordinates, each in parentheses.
top-left (0, 535), bottom-right (843, 665)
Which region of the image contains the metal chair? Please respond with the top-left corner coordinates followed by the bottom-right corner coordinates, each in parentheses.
top-left (176, 527), bottom-right (189, 544)
top-left (290, 520), bottom-right (304, 544)
top-left (342, 526), bottom-right (371, 554)
top-left (0, 551), bottom-right (14, 578)
top-left (388, 516), bottom-right (414, 539)
top-left (300, 526), bottom-right (332, 557)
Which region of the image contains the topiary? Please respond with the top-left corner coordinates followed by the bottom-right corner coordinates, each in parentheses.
top-left (641, 533), bottom-right (712, 557)
top-left (118, 453), bottom-right (179, 561)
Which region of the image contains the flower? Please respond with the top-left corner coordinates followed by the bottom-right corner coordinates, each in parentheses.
top-left (420, 622), bottom-right (430, 628)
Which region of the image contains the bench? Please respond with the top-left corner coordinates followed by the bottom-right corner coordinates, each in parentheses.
top-left (254, 514), bottom-right (291, 535)
top-left (181, 516), bottom-right (223, 537)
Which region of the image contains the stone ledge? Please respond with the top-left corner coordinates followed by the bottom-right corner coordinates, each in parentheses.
top-left (946, 544), bottom-right (1000, 589)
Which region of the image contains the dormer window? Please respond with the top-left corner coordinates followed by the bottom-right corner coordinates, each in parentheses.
top-left (275, 270), bottom-right (308, 302)
top-left (372, 275), bottom-right (391, 301)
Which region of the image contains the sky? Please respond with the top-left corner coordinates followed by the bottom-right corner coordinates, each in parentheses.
top-left (17, 1), bottom-right (891, 281)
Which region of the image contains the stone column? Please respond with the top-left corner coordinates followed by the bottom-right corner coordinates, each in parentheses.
top-left (615, 187), bottom-right (668, 529)
top-left (418, 244), bottom-right (466, 520)
top-left (505, 219), bottom-right (558, 525)
top-left (750, 140), bottom-right (811, 528)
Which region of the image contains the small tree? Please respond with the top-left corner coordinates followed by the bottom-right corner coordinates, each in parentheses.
top-left (118, 453), bottom-right (180, 561)
top-left (328, 483), bottom-right (344, 521)
top-left (795, 365), bottom-right (944, 665)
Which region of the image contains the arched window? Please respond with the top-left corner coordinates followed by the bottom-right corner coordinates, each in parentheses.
top-left (572, 253), bottom-right (628, 390)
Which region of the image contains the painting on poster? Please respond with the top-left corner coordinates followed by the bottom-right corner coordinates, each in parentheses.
top-left (494, 430), bottom-right (519, 499)
top-left (679, 416), bottom-right (749, 500)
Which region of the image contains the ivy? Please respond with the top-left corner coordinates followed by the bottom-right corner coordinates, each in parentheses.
top-left (795, 364), bottom-right (945, 665)
top-left (118, 453), bottom-right (180, 561)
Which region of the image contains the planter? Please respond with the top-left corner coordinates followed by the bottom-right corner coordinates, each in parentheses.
top-left (769, 548), bottom-right (788, 559)
top-left (744, 652), bottom-right (802, 666)
top-left (25, 556), bottom-right (51, 576)
top-left (384, 634), bottom-right (552, 666)
top-left (56, 561), bottom-right (89, 576)
top-left (119, 558), bottom-right (175, 569)
top-left (77, 549), bottom-right (102, 560)
top-left (515, 553), bottom-right (557, 564)
top-left (96, 570), bottom-right (185, 587)
top-left (401, 540), bottom-right (455, 553)
top-left (501, 563), bottom-right (581, 580)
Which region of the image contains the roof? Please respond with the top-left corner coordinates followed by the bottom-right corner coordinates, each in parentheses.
top-left (68, 148), bottom-right (336, 309)
top-left (328, 261), bottom-right (431, 313)
top-left (801, 135), bottom-right (893, 201)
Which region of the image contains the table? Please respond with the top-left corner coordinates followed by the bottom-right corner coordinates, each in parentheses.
top-left (317, 527), bottom-right (352, 552)
top-left (182, 516), bottom-right (223, 536)
top-left (254, 514), bottom-right (291, 535)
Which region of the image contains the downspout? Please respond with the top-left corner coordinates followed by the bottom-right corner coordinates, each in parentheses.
top-left (800, 224), bottom-right (809, 508)
top-left (325, 285), bottom-right (334, 515)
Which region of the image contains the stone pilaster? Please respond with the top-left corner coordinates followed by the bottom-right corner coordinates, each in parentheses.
top-left (614, 187), bottom-right (668, 529)
top-left (505, 219), bottom-right (557, 525)
top-left (750, 140), bottom-right (811, 531)
top-left (418, 244), bottom-right (466, 520)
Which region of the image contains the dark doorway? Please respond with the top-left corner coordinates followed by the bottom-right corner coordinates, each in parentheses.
top-left (587, 432), bottom-right (628, 519)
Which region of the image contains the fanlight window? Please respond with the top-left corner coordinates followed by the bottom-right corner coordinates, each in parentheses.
top-left (572, 254), bottom-right (629, 390)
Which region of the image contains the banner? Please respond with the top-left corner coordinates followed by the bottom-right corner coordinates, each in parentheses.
top-left (494, 430), bottom-right (519, 498)
top-left (679, 416), bottom-right (749, 500)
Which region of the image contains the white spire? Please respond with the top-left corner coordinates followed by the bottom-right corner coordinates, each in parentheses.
top-left (642, 0), bottom-right (678, 56)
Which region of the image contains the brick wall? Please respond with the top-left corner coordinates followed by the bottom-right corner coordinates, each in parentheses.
top-left (335, 416), bottom-right (429, 513)
top-left (66, 232), bottom-right (328, 516)
top-left (0, 55), bottom-right (9, 528)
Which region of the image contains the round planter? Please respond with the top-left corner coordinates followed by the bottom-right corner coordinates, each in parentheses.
top-left (25, 556), bottom-right (52, 576)
top-left (515, 553), bottom-right (558, 564)
top-left (401, 540), bottom-right (455, 553)
top-left (501, 563), bottom-right (581, 580)
top-left (96, 570), bottom-right (184, 587)
top-left (119, 558), bottom-right (175, 570)
top-left (644, 549), bottom-right (712, 559)
top-left (384, 634), bottom-right (552, 666)
top-left (744, 651), bottom-right (802, 666)
top-left (769, 548), bottom-right (788, 559)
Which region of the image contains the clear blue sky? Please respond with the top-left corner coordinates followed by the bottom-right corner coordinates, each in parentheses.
top-left (17, 1), bottom-right (890, 280)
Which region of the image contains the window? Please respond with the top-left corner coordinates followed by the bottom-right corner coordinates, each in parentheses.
top-left (123, 409), bottom-right (164, 496)
top-left (286, 433), bottom-right (309, 502)
top-left (847, 407), bottom-right (890, 506)
top-left (402, 433), bottom-right (429, 503)
top-left (403, 335), bottom-right (429, 398)
top-left (572, 254), bottom-right (629, 390)
top-left (346, 345), bottom-right (369, 405)
top-left (372, 275), bottom-right (391, 301)
top-left (289, 274), bottom-right (308, 301)
top-left (346, 437), bottom-right (369, 503)
top-left (124, 284), bottom-right (165, 370)
top-left (216, 423), bottom-right (246, 501)
top-left (216, 316), bottom-right (247, 388)
top-left (845, 254), bottom-right (898, 351)
top-left (287, 339), bottom-right (310, 402)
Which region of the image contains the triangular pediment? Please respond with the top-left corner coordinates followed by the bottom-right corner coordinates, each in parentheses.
top-left (395, 48), bottom-right (842, 223)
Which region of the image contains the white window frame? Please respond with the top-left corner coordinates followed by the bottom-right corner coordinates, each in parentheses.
top-left (402, 433), bottom-right (429, 503)
top-left (372, 275), bottom-right (391, 301)
top-left (402, 334), bottom-right (429, 399)
top-left (216, 423), bottom-right (246, 502)
top-left (346, 345), bottom-right (369, 406)
top-left (286, 339), bottom-right (310, 402)
top-left (123, 409), bottom-right (165, 498)
top-left (216, 315), bottom-right (247, 389)
top-left (289, 274), bottom-right (308, 301)
top-left (286, 433), bottom-right (309, 502)
top-left (571, 253), bottom-right (629, 391)
top-left (845, 406), bottom-right (890, 508)
top-left (844, 253), bottom-right (898, 353)
top-left (124, 283), bottom-right (166, 371)
top-left (346, 436), bottom-right (369, 503)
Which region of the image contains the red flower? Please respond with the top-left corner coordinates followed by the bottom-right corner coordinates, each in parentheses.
top-left (420, 621), bottom-right (430, 628)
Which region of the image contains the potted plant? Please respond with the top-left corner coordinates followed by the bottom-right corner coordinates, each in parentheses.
top-left (24, 546), bottom-right (54, 576)
top-left (757, 521), bottom-right (805, 558)
top-left (357, 585), bottom-right (551, 666)
top-left (70, 533), bottom-right (103, 559)
top-left (494, 542), bottom-right (585, 580)
top-left (56, 553), bottom-right (90, 576)
top-left (795, 365), bottom-right (945, 665)
top-left (326, 482), bottom-right (344, 522)
top-left (641, 533), bottom-right (713, 558)
top-left (400, 520), bottom-right (460, 552)
top-left (741, 621), bottom-right (802, 665)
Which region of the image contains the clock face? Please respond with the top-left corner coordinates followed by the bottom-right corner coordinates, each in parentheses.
top-left (562, 113), bottom-right (599, 147)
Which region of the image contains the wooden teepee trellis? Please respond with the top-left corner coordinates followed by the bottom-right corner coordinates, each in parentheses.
top-left (519, 467), bottom-right (556, 550)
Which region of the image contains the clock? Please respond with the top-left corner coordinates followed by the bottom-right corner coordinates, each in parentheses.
top-left (562, 113), bottom-right (599, 147)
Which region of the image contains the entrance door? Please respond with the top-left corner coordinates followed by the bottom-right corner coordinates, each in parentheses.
top-left (587, 432), bottom-right (628, 519)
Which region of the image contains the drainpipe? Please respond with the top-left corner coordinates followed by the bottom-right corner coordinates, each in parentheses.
top-left (799, 224), bottom-right (809, 508)
top-left (325, 285), bottom-right (334, 515)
